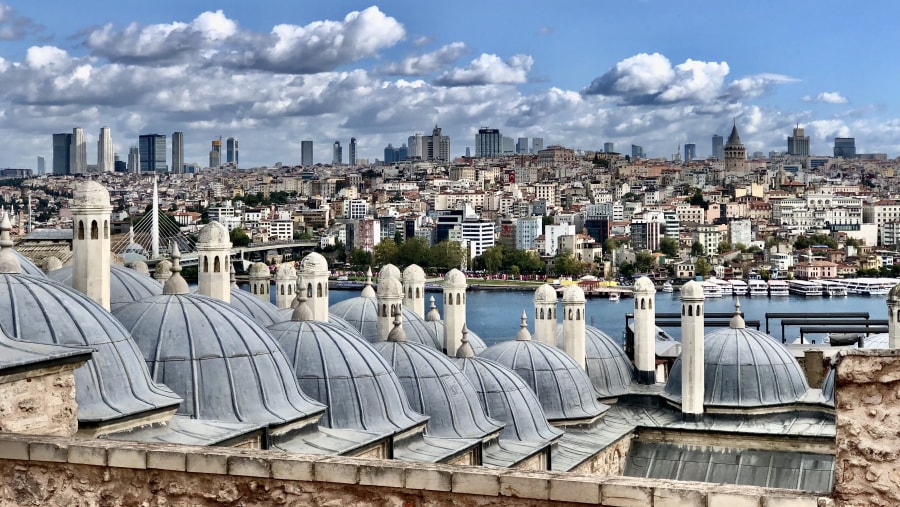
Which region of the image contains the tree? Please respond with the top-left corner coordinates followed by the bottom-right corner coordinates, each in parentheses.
top-left (348, 248), bottom-right (372, 271)
top-left (794, 233), bottom-right (837, 250)
top-left (691, 242), bottom-right (705, 256)
top-left (604, 238), bottom-right (619, 254)
top-left (393, 231), bottom-right (403, 245)
top-left (695, 257), bottom-right (710, 278)
top-left (657, 237), bottom-right (679, 257)
top-left (428, 240), bottom-right (465, 271)
top-left (373, 240), bottom-right (399, 266)
top-left (230, 227), bottom-right (251, 247)
top-left (482, 245), bottom-right (504, 274)
top-left (552, 252), bottom-right (586, 277)
top-left (397, 237), bottom-right (430, 267)
top-left (634, 251), bottom-right (656, 273)
top-left (688, 188), bottom-right (708, 209)
top-left (845, 237), bottom-right (861, 248)
top-left (718, 241), bottom-right (732, 254)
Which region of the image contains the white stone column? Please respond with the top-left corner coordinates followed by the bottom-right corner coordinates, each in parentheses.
top-left (680, 280), bottom-right (705, 422)
top-left (442, 269), bottom-right (467, 357)
top-left (533, 284), bottom-right (558, 347)
top-left (297, 252), bottom-right (330, 321)
top-left (402, 264), bottom-right (426, 318)
top-left (248, 262), bottom-right (270, 302)
top-left (275, 262), bottom-right (297, 309)
top-left (633, 276), bottom-right (657, 384)
top-left (71, 181), bottom-right (113, 310)
top-left (196, 221), bottom-right (232, 303)
top-left (889, 284), bottom-right (900, 348)
top-left (562, 284), bottom-right (586, 369)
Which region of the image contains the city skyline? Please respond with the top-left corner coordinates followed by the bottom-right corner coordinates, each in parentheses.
top-left (1, 1), bottom-right (899, 168)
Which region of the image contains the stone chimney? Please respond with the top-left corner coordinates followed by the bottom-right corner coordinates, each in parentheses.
top-left (376, 276), bottom-right (403, 341)
top-left (889, 283), bottom-right (900, 348)
top-left (533, 284), bottom-right (558, 347)
top-left (402, 264), bottom-right (426, 318)
top-left (196, 221), bottom-right (232, 303)
top-left (248, 262), bottom-right (270, 302)
top-left (297, 252), bottom-right (330, 321)
top-left (680, 280), bottom-right (705, 422)
top-left (562, 284), bottom-right (586, 368)
top-left (633, 276), bottom-right (657, 384)
top-left (442, 268), bottom-right (467, 356)
top-left (274, 262), bottom-right (297, 309)
top-left (71, 181), bottom-right (113, 310)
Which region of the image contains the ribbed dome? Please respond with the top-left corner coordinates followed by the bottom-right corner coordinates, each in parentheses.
top-left (49, 264), bottom-right (163, 311)
top-left (268, 319), bottom-right (428, 433)
top-left (13, 250), bottom-right (45, 277)
top-left (420, 318), bottom-right (487, 355)
top-left (0, 274), bottom-right (181, 424)
top-left (556, 325), bottom-right (635, 397)
top-left (248, 262), bottom-right (269, 277)
top-left (480, 338), bottom-right (608, 422)
top-left (330, 295), bottom-right (450, 349)
top-left (197, 221), bottom-right (230, 245)
top-left (72, 180), bottom-right (111, 207)
top-left (664, 327), bottom-right (809, 408)
top-left (533, 284), bottom-right (557, 304)
top-left (374, 340), bottom-right (503, 439)
top-left (821, 368), bottom-right (835, 405)
top-left (402, 264), bottom-right (426, 283)
top-left (299, 252), bottom-right (328, 273)
top-left (113, 294), bottom-right (325, 425)
top-left (227, 287), bottom-right (285, 327)
top-left (455, 355), bottom-right (562, 443)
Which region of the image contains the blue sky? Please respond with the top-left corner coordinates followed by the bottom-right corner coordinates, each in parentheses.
top-left (0, 0), bottom-right (898, 168)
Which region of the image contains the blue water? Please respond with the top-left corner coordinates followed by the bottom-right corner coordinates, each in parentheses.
top-left (328, 288), bottom-right (891, 346)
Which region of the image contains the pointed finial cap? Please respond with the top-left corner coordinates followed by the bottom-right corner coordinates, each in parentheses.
top-left (162, 242), bottom-right (189, 295)
top-left (516, 310), bottom-right (532, 341)
top-left (361, 266), bottom-right (376, 297)
top-left (291, 295), bottom-right (314, 322)
top-left (0, 212), bottom-right (21, 274)
top-left (426, 295), bottom-right (441, 322)
top-left (456, 323), bottom-right (475, 358)
top-left (729, 297), bottom-right (745, 329)
top-left (386, 310), bottom-right (407, 342)
top-left (230, 263), bottom-right (238, 288)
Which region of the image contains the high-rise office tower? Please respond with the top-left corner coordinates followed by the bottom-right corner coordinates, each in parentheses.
top-left (684, 143), bottom-right (696, 163)
top-left (603, 142), bottom-right (615, 153)
top-left (139, 134), bottom-right (167, 172)
top-left (517, 137), bottom-right (529, 154)
top-left (408, 133), bottom-right (424, 159)
top-left (502, 136), bottom-right (515, 154)
top-left (209, 139), bottom-right (222, 168)
top-left (465, 147), bottom-right (471, 158)
top-left (712, 134), bottom-right (724, 160)
top-left (37, 156), bottom-right (45, 175)
top-left (429, 125), bottom-right (450, 162)
top-left (631, 144), bottom-right (645, 159)
top-left (834, 138), bottom-right (856, 158)
top-left (349, 137), bottom-right (357, 166)
top-left (97, 127), bottom-right (114, 172)
top-left (172, 132), bottom-right (184, 174)
top-left (52, 133), bottom-right (72, 175)
top-left (301, 140), bottom-right (313, 166)
top-left (226, 137), bottom-right (238, 167)
top-left (70, 128), bottom-right (86, 174)
top-left (475, 128), bottom-right (502, 157)
top-left (128, 146), bottom-right (140, 173)
top-left (787, 126), bottom-right (810, 156)
top-left (333, 141), bottom-right (342, 165)
top-left (532, 137), bottom-right (544, 153)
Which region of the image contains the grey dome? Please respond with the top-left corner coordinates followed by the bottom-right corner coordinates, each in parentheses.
top-left (860, 333), bottom-right (888, 348)
top-left (13, 250), bottom-right (45, 277)
top-left (821, 368), bottom-right (835, 405)
top-left (455, 355), bottom-right (562, 443)
top-left (374, 340), bottom-right (503, 439)
top-left (227, 286), bottom-right (285, 327)
top-left (113, 294), bottom-right (325, 425)
top-left (421, 318), bottom-right (487, 355)
top-left (664, 327), bottom-right (809, 408)
top-left (49, 264), bottom-right (163, 311)
top-left (330, 295), bottom-right (452, 349)
top-left (0, 274), bottom-right (181, 424)
top-left (278, 305), bottom-right (360, 335)
top-left (556, 325), bottom-right (635, 397)
top-left (267, 319), bottom-right (428, 433)
top-left (480, 339), bottom-right (608, 422)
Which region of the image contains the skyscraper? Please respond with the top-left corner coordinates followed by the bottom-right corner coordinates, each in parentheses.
top-left (603, 142), bottom-right (615, 153)
top-left (70, 128), bottom-right (86, 174)
top-left (408, 133), bottom-right (424, 159)
top-left (301, 140), bottom-right (313, 166)
top-left (834, 138), bottom-right (856, 158)
top-left (97, 127), bottom-right (113, 172)
top-left (138, 134), bottom-right (167, 172)
top-left (631, 144), bottom-right (645, 159)
top-left (37, 156), bottom-right (45, 175)
top-left (333, 141), bottom-right (342, 165)
top-left (532, 137), bottom-right (544, 153)
top-left (172, 132), bottom-right (184, 174)
top-left (52, 133), bottom-right (72, 175)
top-left (787, 126), bottom-right (810, 156)
top-left (349, 137), bottom-right (357, 166)
top-left (429, 126), bottom-right (450, 162)
top-left (517, 137), bottom-right (529, 154)
top-left (684, 143), bottom-right (696, 163)
top-left (712, 134), bottom-right (724, 160)
top-left (226, 137), bottom-right (238, 167)
top-left (475, 128), bottom-right (501, 157)
top-left (128, 146), bottom-right (140, 173)
top-left (210, 139), bottom-right (222, 168)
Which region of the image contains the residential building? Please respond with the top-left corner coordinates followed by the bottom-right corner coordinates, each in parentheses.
top-left (139, 134), bottom-right (167, 173)
top-left (516, 216), bottom-right (542, 250)
top-left (693, 224), bottom-right (723, 255)
top-left (301, 140), bottom-right (314, 166)
top-left (451, 220), bottom-right (495, 258)
top-left (171, 132), bottom-right (184, 174)
top-left (794, 261), bottom-right (837, 280)
top-left (544, 223), bottom-right (575, 256)
top-left (97, 127), bottom-right (114, 173)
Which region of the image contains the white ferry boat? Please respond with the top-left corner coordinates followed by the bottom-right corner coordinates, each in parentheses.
top-left (711, 277), bottom-right (733, 296)
top-left (700, 280), bottom-right (723, 298)
top-left (818, 280), bottom-right (848, 297)
top-left (661, 281), bottom-right (674, 293)
top-left (768, 279), bottom-right (789, 297)
top-left (608, 291), bottom-right (620, 302)
top-left (844, 278), bottom-right (893, 296)
top-left (787, 279), bottom-right (823, 297)
top-left (748, 279), bottom-right (769, 297)
top-left (729, 279), bottom-right (748, 296)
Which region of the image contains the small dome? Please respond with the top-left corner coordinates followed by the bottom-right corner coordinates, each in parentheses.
top-left (374, 339), bottom-right (503, 439)
top-left (130, 260), bottom-right (150, 275)
top-left (276, 262), bottom-right (297, 280)
top-left (114, 294), bottom-right (324, 425)
top-left (562, 284), bottom-right (585, 303)
top-left (821, 368), bottom-right (835, 405)
top-left (681, 280), bottom-right (704, 300)
top-left (49, 264), bottom-right (163, 312)
top-left (480, 338), bottom-right (608, 422)
top-left (664, 327), bottom-right (809, 408)
top-left (268, 319), bottom-right (428, 433)
top-left (249, 262), bottom-right (270, 277)
top-left (197, 221), bottom-right (231, 246)
top-left (155, 260), bottom-right (172, 277)
top-left (455, 355), bottom-right (563, 443)
top-left (534, 284), bottom-right (558, 304)
top-left (444, 268), bottom-right (466, 288)
top-left (557, 325), bottom-right (635, 398)
top-left (227, 287), bottom-right (285, 327)
top-left (299, 252), bottom-right (329, 274)
top-left (72, 180), bottom-right (111, 208)
top-left (379, 263), bottom-right (401, 281)
top-left (633, 276), bottom-right (656, 294)
top-left (889, 282), bottom-right (900, 301)
top-left (10, 250), bottom-right (46, 277)
top-left (377, 276), bottom-right (403, 299)
top-left (402, 264), bottom-right (426, 283)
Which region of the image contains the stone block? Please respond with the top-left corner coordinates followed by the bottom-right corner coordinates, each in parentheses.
top-left (29, 441), bottom-right (68, 463)
top-left (314, 460), bottom-right (359, 485)
top-left (601, 482), bottom-right (652, 507)
top-left (654, 485), bottom-right (706, 507)
top-left (709, 491), bottom-right (761, 507)
top-left (451, 470), bottom-right (500, 496)
top-left (405, 467), bottom-right (451, 492)
top-left (186, 452), bottom-right (228, 475)
top-left (763, 496), bottom-right (820, 507)
top-left (549, 476), bottom-right (600, 504)
top-left (0, 438), bottom-right (28, 460)
top-left (228, 455), bottom-right (270, 478)
top-left (359, 463), bottom-right (406, 488)
top-left (271, 458), bottom-right (314, 481)
top-left (500, 474), bottom-right (549, 500)
top-left (147, 450), bottom-right (186, 472)
top-left (67, 444), bottom-right (107, 466)
top-left (107, 447), bottom-right (147, 469)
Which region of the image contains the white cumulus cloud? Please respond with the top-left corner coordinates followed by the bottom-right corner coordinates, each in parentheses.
top-left (802, 91), bottom-right (848, 104)
top-left (380, 42), bottom-right (468, 76)
top-left (434, 53), bottom-right (533, 87)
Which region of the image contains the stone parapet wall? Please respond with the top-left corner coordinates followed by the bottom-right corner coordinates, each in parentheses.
top-left (0, 365), bottom-right (78, 437)
top-left (0, 433), bottom-right (827, 506)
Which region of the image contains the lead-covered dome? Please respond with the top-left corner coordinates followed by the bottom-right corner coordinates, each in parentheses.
top-left (72, 180), bottom-right (111, 207)
top-left (248, 262), bottom-right (269, 277)
top-left (49, 264), bottom-right (163, 311)
top-left (331, 295), bottom-right (456, 350)
top-left (557, 325), bottom-right (634, 398)
top-left (562, 284), bottom-right (585, 303)
top-left (197, 221), bottom-right (230, 245)
top-left (444, 268), bottom-right (466, 288)
top-left (681, 279), bottom-right (704, 299)
top-left (12, 250), bottom-right (45, 277)
top-left (276, 262), bottom-right (297, 279)
top-left (633, 276), bottom-right (656, 294)
top-left (228, 286), bottom-right (285, 327)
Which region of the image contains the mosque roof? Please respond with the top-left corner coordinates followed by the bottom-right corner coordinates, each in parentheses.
top-left (225, 286), bottom-right (285, 327)
top-left (533, 284), bottom-right (558, 304)
top-left (330, 295), bottom-right (460, 350)
top-left (49, 264), bottom-right (163, 311)
top-left (556, 325), bottom-right (635, 398)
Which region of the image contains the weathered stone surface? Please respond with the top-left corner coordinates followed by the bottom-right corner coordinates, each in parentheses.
top-left (601, 479), bottom-right (652, 507)
top-left (0, 369), bottom-right (78, 438)
top-left (549, 476), bottom-right (600, 504)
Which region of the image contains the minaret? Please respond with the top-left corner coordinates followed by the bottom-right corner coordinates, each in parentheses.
top-left (297, 252), bottom-right (330, 321)
top-left (376, 276), bottom-right (403, 341)
top-left (248, 262), bottom-right (270, 302)
top-left (151, 175), bottom-right (159, 260)
top-left (154, 259), bottom-right (172, 283)
top-left (275, 262), bottom-right (297, 309)
top-left (633, 276), bottom-right (657, 384)
top-left (680, 280), bottom-right (705, 422)
top-left (71, 180), bottom-right (113, 310)
top-left (889, 284), bottom-right (900, 348)
top-left (442, 268), bottom-right (467, 356)
top-left (196, 221), bottom-right (232, 303)
top-left (561, 284), bottom-right (587, 368)
top-left (533, 284), bottom-right (558, 346)
top-left (402, 264), bottom-right (426, 318)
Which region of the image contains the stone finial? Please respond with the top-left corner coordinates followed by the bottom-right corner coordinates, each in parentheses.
top-left (426, 295), bottom-right (441, 322)
top-left (44, 256), bottom-right (63, 272)
top-left (0, 212), bottom-right (21, 274)
top-left (361, 266), bottom-right (376, 298)
top-left (516, 310), bottom-right (532, 341)
top-left (229, 264), bottom-right (238, 289)
top-left (729, 298), bottom-right (745, 329)
top-left (131, 260), bottom-right (150, 275)
top-left (386, 310), bottom-right (407, 343)
top-left (456, 324), bottom-right (475, 358)
top-left (162, 243), bottom-right (189, 295)
top-left (291, 295), bottom-right (314, 322)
